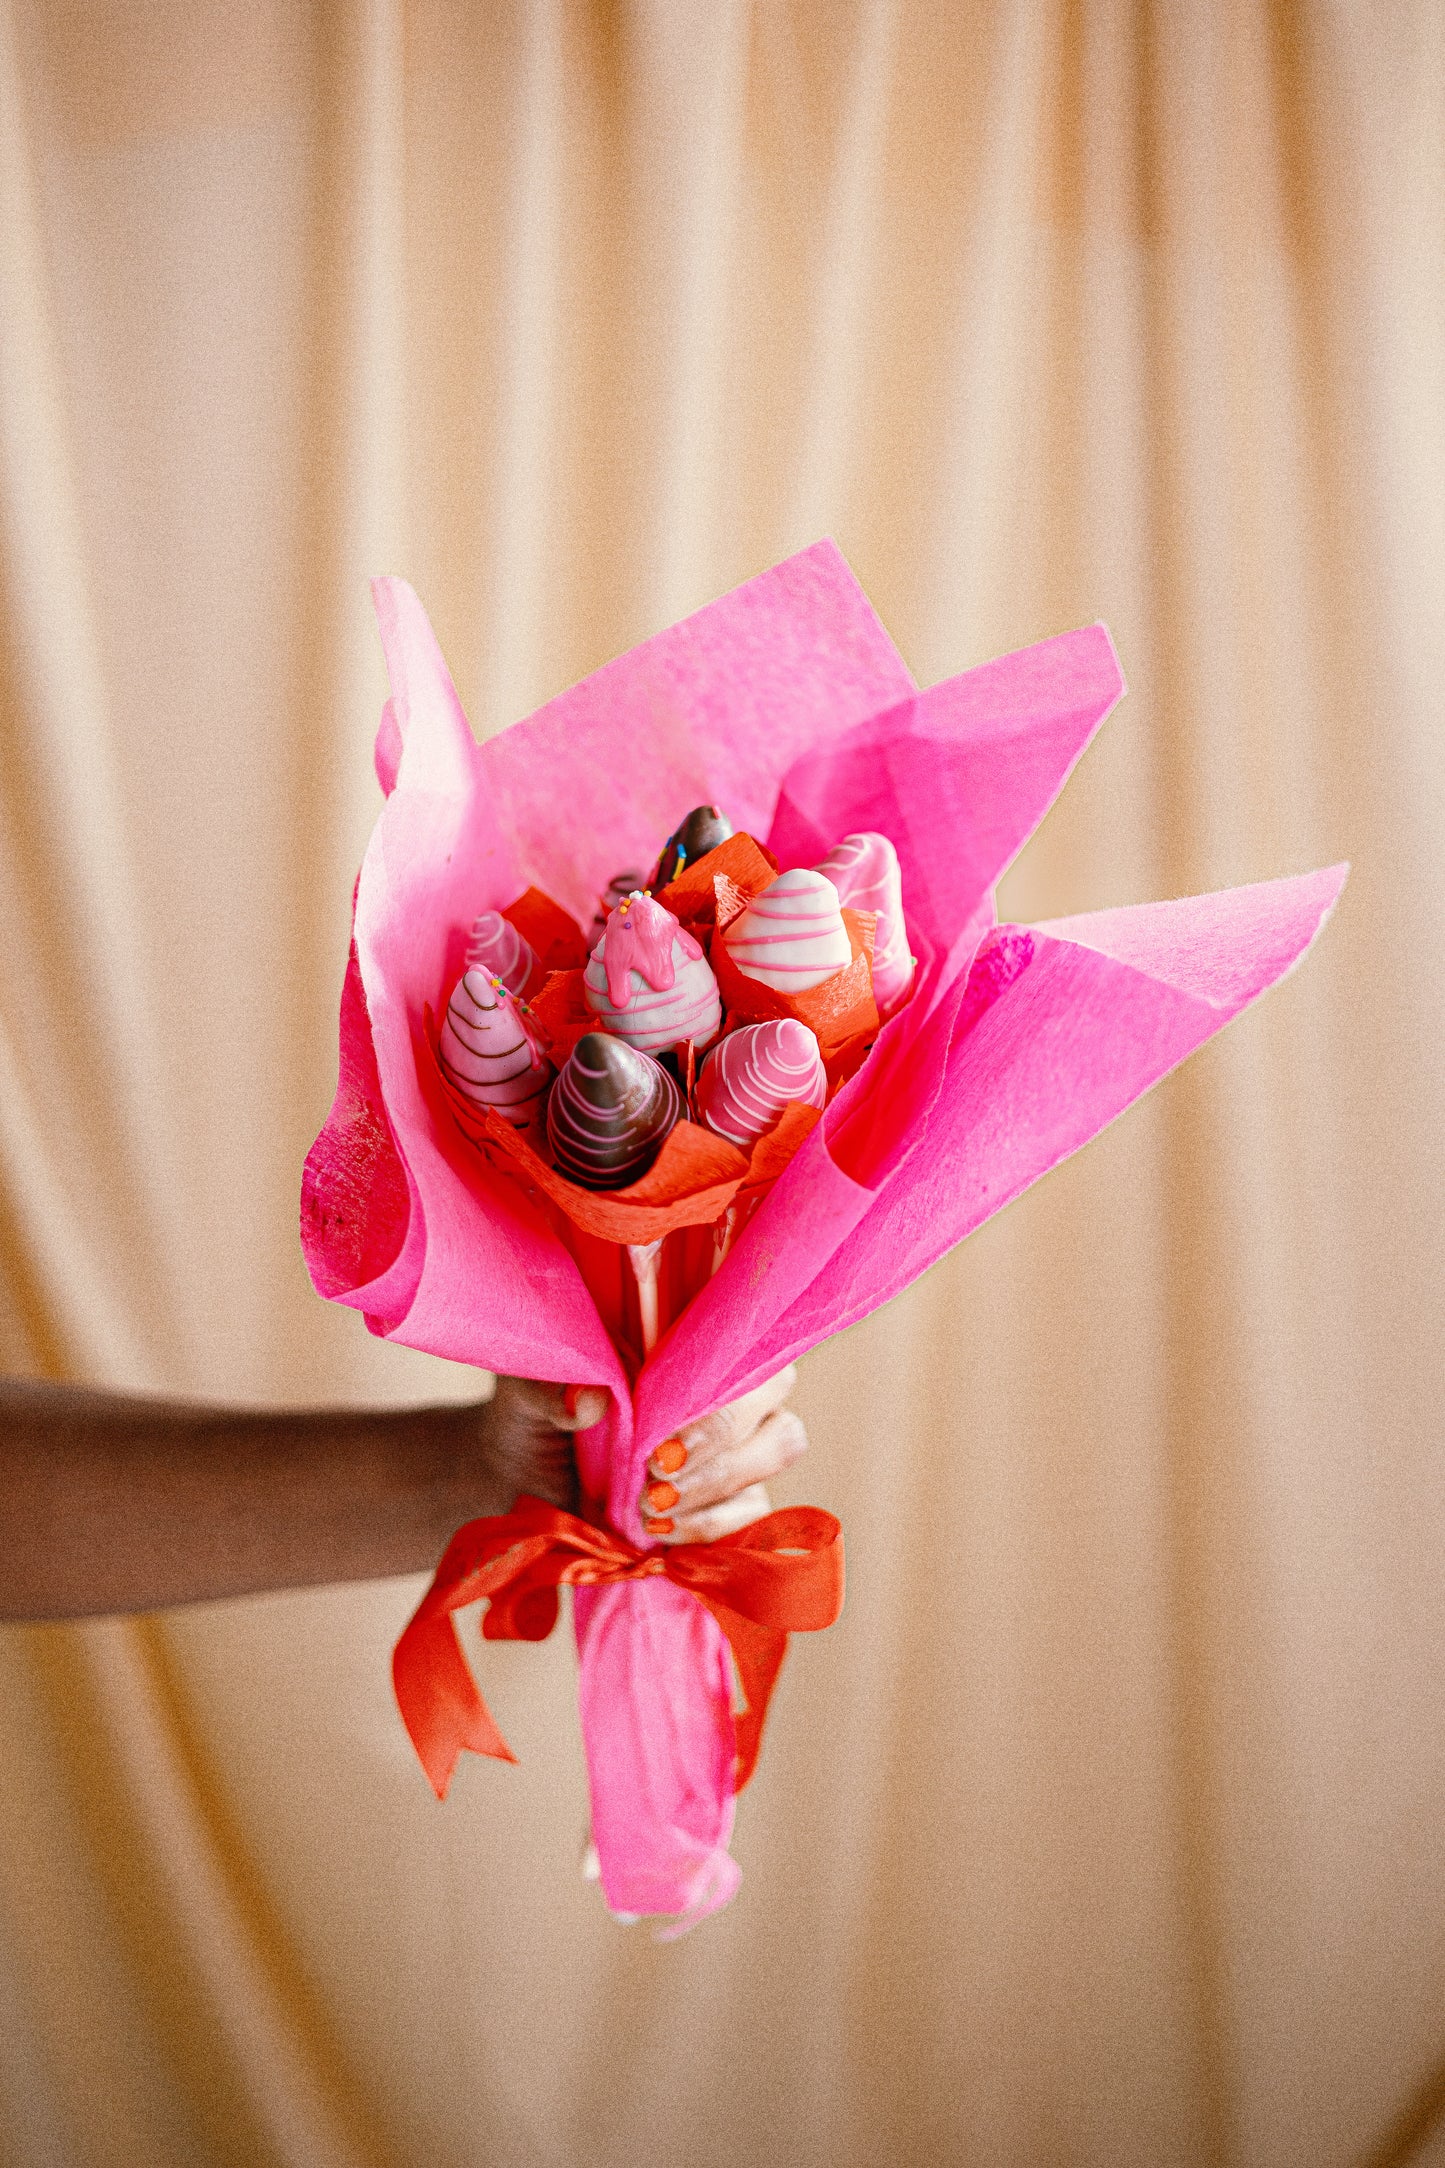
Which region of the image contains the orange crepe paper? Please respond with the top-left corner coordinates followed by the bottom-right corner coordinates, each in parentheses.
top-left (822, 1028), bottom-right (878, 1094)
top-left (711, 874), bottom-right (752, 934)
top-left (480, 1105), bottom-right (749, 1243)
top-left (530, 968), bottom-right (594, 1061)
top-left (653, 831), bottom-right (777, 933)
top-left (710, 907), bottom-right (880, 1060)
top-left (741, 1100), bottom-right (822, 1189)
top-left (501, 887), bottom-right (589, 978)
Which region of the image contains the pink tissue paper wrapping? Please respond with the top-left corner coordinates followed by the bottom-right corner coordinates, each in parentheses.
top-left (301, 540), bottom-right (1346, 1929)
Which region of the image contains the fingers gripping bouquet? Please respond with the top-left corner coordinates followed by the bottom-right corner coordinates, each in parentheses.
top-left (301, 542), bottom-right (1345, 1929)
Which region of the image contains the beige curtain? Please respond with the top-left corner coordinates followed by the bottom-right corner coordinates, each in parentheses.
top-left (1, 2), bottom-right (1442, 2162)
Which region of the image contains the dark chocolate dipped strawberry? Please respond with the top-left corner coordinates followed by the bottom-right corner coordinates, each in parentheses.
top-left (651, 804), bottom-right (734, 890)
top-left (545, 1032), bottom-right (681, 1190)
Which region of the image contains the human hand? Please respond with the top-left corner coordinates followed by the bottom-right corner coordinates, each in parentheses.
top-left (636, 1364), bottom-right (807, 1543)
top-left (485, 1369), bottom-right (807, 1544)
top-left (482, 1377), bottom-right (609, 1515)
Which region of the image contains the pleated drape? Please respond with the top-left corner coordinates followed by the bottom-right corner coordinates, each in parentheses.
top-left (1, 5), bottom-right (1443, 2164)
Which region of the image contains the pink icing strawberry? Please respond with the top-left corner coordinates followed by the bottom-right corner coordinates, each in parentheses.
top-left (584, 891), bottom-right (721, 1054)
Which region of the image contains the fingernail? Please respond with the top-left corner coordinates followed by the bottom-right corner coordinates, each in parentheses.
top-left (563, 1384), bottom-right (581, 1418)
top-left (643, 1516), bottom-right (674, 1536)
top-left (653, 1437), bottom-right (687, 1475)
top-left (644, 1480), bottom-right (679, 1513)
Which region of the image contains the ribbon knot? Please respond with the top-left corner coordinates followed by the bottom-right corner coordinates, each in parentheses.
top-left (560, 1551), bottom-right (668, 1587)
top-left (393, 1494), bottom-right (844, 1797)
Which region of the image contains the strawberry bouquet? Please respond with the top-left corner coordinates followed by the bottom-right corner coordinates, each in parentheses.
top-left (302, 543), bottom-right (1343, 1929)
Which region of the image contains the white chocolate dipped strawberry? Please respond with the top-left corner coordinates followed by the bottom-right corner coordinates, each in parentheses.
top-left (439, 969), bottom-right (552, 1128)
top-left (466, 909), bottom-right (537, 996)
top-left (721, 866), bottom-right (851, 993)
top-left (583, 891), bottom-right (721, 1054)
top-left (814, 832), bottom-right (914, 1017)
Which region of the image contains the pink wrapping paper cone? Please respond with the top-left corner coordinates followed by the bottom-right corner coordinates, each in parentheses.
top-left (302, 544), bottom-right (1345, 1928)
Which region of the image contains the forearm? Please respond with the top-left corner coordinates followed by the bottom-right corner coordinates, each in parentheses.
top-left (0, 1383), bottom-right (498, 1621)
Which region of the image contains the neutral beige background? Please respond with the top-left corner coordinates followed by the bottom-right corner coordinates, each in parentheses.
top-left (0, 2), bottom-right (1441, 2162)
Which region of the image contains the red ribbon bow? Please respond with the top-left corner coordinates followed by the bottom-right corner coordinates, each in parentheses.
top-left (393, 1495), bottom-right (845, 1797)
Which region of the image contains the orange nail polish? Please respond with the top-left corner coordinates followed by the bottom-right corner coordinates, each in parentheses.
top-left (563, 1384), bottom-right (581, 1418)
top-left (653, 1437), bottom-right (687, 1475)
top-left (645, 1480), bottom-right (679, 1512)
top-left (644, 1516), bottom-right (674, 1536)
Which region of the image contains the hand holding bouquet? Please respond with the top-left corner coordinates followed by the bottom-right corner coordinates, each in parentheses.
top-left (303, 542), bottom-right (1344, 1929)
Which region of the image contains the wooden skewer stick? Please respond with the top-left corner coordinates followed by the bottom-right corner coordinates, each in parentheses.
top-left (711, 1203), bottom-right (740, 1276)
top-left (627, 1239), bottom-right (665, 1354)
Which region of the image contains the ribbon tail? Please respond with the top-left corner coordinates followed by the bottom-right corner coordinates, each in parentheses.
top-left (696, 1597), bottom-right (789, 1792)
top-left (393, 1611), bottom-right (517, 1798)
